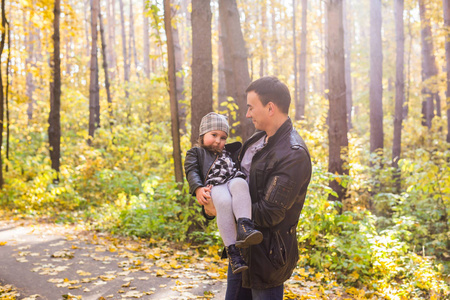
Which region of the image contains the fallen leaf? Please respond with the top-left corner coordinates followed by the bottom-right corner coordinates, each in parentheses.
top-left (76, 270), bottom-right (91, 276)
top-left (121, 291), bottom-right (143, 298)
top-left (122, 277), bottom-right (134, 282)
top-left (137, 277), bottom-right (149, 280)
top-left (122, 282), bottom-right (131, 288)
top-left (68, 285), bottom-right (82, 289)
top-left (100, 274), bottom-right (116, 281)
top-left (0, 241), bottom-right (7, 246)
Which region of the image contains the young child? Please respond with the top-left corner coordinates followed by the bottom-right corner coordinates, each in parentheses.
top-left (184, 112), bottom-right (263, 274)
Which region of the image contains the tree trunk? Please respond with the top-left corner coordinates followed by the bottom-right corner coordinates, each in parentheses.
top-left (370, 0), bottom-right (384, 154)
top-left (327, 0), bottom-right (348, 206)
top-left (88, 0), bottom-right (100, 143)
top-left (163, 0), bottom-right (184, 184)
top-left (298, 0), bottom-right (307, 120)
top-left (118, 0), bottom-right (129, 92)
top-left (191, 0), bottom-right (213, 146)
top-left (0, 0), bottom-right (6, 187)
top-left (5, 17), bottom-right (10, 172)
top-left (445, 0), bottom-right (450, 143)
top-left (405, 7), bottom-right (412, 119)
top-left (25, 15), bottom-right (35, 124)
top-left (293, 0), bottom-right (298, 120)
top-left (219, 0), bottom-right (252, 141)
top-left (343, 0), bottom-right (353, 130)
top-left (324, 0), bottom-right (329, 96)
top-left (48, 0), bottom-right (61, 176)
top-left (218, 23), bottom-right (227, 112)
top-left (270, 0), bottom-right (278, 76)
top-left (172, 6), bottom-right (186, 133)
top-left (107, 0), bottom-right (116, 81)
top-left (143, 0), bottom-right (150, 78)
top-left (419, 0), bottom-right (439, 129)
top-left (259, 1), bottom-right (267, 77)
top-left (393, 0), bottom-right (404, 191)
top-left (129, 0), bottom-right (139, 78)
top-left (84, 0), bottom-right (90, 56)
top-left (99, 5), bottom-right (113, 126)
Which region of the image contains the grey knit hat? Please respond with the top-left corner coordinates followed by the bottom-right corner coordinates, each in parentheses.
top-left (199, 112), bottom-right (229, 136)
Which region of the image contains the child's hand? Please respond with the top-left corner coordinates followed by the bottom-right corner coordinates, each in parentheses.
top-left (195, 186), bottom-right (212, 206)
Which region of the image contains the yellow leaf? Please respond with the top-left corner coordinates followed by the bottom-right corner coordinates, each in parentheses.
top-left (68, 285), bottom-right (82, 289)
top-left (0, 241), bottom-right (7, 246)
top-left (76, 270), bottom-right (91, 276)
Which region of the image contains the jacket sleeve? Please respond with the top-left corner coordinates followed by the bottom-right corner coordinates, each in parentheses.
top-left (184, 148), bottom-right (204, 196)
top-left (252, 147), bottom-right (311, 228)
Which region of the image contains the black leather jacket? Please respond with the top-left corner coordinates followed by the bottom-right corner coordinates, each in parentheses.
top-left (239, 118), bottom-right (312, 289)
top-left (184, 142), bottom-right (242, 196)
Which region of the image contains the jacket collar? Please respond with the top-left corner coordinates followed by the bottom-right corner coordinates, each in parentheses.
top-left (240, 117), bottom-right (293, 160)
top-left (265, 117), bottom-right (293, 147)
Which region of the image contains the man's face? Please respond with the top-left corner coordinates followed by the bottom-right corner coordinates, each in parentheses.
top-left (246, 91), bottom-right (269, 132)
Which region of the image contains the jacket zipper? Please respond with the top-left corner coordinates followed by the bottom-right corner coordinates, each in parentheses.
top-left (265, 176), bottom-right (278, 201)
top-left (205, 154), bottom-right (219, 180)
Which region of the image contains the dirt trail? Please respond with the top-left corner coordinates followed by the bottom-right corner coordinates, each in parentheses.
top-left (0, 219), bottom-right (227, 300)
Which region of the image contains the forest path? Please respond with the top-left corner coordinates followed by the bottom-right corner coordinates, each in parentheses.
top-left (0, 219), bottom-right (227, 300)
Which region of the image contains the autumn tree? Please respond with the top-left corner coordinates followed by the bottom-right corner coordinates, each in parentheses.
top-left (107, 0), bottom-right (116, 81)
top-left (0, 0), bottom-right (6, 187)
top-left (445, 0), bottom-right (450, 143)
top-left (370, 0), bottom-right (383, 154)
top-left (25, 12), bottom-right (35, 124)
top-left (172, 6), bottom-right (186, 132)
top-left (164, 0), bottom-right (183, 184)
top-left (392, 0), bottom-right (404, 190)
top-left (191, 0), bottom-right (213, 146)
top-left (129, 0), bottom-right (139, 78)
top-left (419, 0), bottom-right (440, 129)
top-left (48, 0), bottom-right (61, 176)
top-left (297, 0), bottom-right (307, 120)
top-left (99, 5), bottom-right (113, 125)
top-left (343, 0), bottom-right (352, 129)
top-left (118, 0), bottom-right (129, 98)
top-left (88, 0), bottom-right (100, 143)
top-left (219, 0), bottom-right (252, 140)
top-left (327, 0), bottom-right (348, 206)
top-left (143, 0), bottom-right (150, 78)
top-left (293, 0), bottom-right (298, 118)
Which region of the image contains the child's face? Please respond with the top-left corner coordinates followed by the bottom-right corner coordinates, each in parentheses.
top-left (203, 130), bottom-right (227, 152)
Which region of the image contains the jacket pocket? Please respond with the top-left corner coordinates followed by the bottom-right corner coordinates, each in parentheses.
top-left (268, 230), bottom-right (287, 269)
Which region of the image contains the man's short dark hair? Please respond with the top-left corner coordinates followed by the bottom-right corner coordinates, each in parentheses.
top-left (245, 76), bottom-right (291, 114)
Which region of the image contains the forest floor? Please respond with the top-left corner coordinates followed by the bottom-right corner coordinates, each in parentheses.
top-left (0, 218), bottom-right (227, 300)
top-left (0, 216), bottom-right (354, 300)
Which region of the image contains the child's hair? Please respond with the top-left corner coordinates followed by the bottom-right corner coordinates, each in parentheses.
top-left (196, 135), bottom-right (205, 148)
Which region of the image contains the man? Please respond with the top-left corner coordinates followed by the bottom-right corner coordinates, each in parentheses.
top-left (205, 76), bottom-right (311, 299)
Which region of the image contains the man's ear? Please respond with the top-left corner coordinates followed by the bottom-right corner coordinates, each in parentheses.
top-left (268, 102), bottom-right (275, 115)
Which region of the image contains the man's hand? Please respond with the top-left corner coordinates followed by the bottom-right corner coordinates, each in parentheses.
top-left (195, 186), bottom-right (211, 206)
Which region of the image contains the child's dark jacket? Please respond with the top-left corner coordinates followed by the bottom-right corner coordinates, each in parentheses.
top-left (184, 142), bottom-right (242, 196)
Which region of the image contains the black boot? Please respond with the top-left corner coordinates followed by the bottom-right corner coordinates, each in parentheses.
top-left (236, 218), bottom-right (263, 248)
top-left (226, 244), bottom-right (248, 274)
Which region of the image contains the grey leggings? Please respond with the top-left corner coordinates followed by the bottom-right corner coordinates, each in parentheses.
top-left (210, 177), bottom-right (252, 246)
